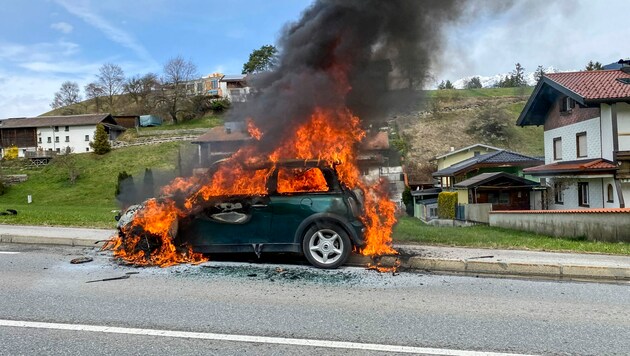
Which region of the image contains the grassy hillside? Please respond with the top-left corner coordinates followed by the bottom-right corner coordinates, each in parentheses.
top-left (0, 142), bottom-right (192, 228)
top-left (398, 87), bottom-right (542, 182)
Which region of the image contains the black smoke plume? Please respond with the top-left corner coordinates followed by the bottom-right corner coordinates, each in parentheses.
top-left (230, 0), bottom-right (468, 152)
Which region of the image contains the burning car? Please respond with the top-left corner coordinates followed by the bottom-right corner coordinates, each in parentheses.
top-left (116, 160), bottom-right (365, 269)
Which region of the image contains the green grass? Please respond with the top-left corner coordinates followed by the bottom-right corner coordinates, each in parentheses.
top-left (393, 217), bottom-right (630, 255)
top-left (425, 87), bottom-right (534, 99)
top-left (139, 115), bottom-right (223, 132)
top-left (0, 142), bottom-right (187, 228)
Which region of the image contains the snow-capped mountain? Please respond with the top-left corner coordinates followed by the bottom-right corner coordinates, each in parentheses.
top-left (451, 66), bottom-right (563, 89)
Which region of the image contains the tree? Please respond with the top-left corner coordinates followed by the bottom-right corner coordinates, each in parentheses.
top-left (89, 124), bottom-right (111, 155)
top-left (84, 82), bottom-right (105, 113)
top-left (464, 76), bottom-right (482, 89)
top-left (97, 63), bottom-right (125, 113)
top-left (511, 63), bottom-right (526, 87)
top-left (142, 168), bottom-right (155, 200)
top-left (161, 56), bottom-right (198, 124)
top-left (124, 73), bottom-right (159, 109)
top-left (242, 45), bottom-right (278, 74)
top-left (534, 65), bottom-right (546, 83)
top-left (51, 81), bottom-right (82, 112)
top-left (465, 106), bottom-right (515, 146)
top-left (115, 171), bottom-right (137, 208)
top-left (585, 60), bottom-right (603, 71)
top-left (437, 80), bottom-right (454, 90)
top-left (54, 147), bottom-right (80, 185)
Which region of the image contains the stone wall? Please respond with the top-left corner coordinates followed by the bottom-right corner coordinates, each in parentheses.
top-left (489, 210), bottom-right (630, 243)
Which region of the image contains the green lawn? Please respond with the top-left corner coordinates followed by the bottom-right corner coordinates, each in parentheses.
top-left (393, 216), bottom-right (630, 255)
top-left (424, 87), bottom-right (534, 99)
top-left (0, 142), bottom-right (188, 228)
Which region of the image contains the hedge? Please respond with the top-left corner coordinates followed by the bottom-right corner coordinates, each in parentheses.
top-left (438, 191), bottom-right (458, 219)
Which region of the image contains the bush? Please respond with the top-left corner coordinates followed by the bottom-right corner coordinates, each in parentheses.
top-left (0, 181), bottom-right (6, 196)
top-left (4, 146), bottom-right (18, 160)
top-left (90, 124), bottom-right (111, 155)
top-left (115, 171), bottom-right (137, 207)
top-left (465, 106), bottom-right (514, 146)
top-left (438, 192), bottom-right (457, 219)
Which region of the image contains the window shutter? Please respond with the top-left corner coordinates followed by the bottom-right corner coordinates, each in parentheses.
top-left (569, 98), bottom-right (575, 109)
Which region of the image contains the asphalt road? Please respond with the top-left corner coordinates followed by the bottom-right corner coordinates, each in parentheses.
top-left (0, 243), bottom-right (628, 356)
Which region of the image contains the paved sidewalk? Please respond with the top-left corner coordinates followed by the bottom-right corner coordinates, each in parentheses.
top-left (1, 224), bottom-right (629, 282)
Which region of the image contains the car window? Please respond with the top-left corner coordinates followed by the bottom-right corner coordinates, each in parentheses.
top-left (277, 167), bottom-right (329, 194)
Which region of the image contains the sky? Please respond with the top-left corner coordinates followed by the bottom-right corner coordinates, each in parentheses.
top-left (2, 0), bottom-right (630, 118)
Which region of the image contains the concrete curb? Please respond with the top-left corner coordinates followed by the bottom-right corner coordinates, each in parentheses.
top-left (0, 234), bottom-right (105, 248)
top-left (2, 232), bottom-right (628, 282)
top-left (347, 254), bottom-right (630, 282)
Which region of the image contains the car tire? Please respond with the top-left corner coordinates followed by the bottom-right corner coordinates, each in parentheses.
top-left (302, 222), bottom-right (351, 269)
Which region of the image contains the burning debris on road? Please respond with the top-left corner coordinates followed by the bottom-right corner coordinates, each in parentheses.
top-left (104, 0), bottom-right (469, 268)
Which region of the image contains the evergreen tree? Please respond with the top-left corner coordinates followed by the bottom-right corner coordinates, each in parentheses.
top-left (89, 124), bottom-right (111, 155)
top-left (464, 76), bottom-right (482, 89)
top-left (437, 80), bottom-right (446, 90)
top-left (534, 65), bottom-right (546, 83)
top-left (585, 60), bottom-right (603, 71)
top-left (115, 171), bottom-right (137, 208)
top-left (142, 168), bottom-right (155, 200)
top-left (444, 80), bottom-right (454, 89)
top-left (511, 63), bottom-right (526, 86)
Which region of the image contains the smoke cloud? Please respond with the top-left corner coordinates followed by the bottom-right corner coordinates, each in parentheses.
top-left (229, 0), bottom-right (481, 151)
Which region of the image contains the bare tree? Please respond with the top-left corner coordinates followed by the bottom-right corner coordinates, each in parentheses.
top-left (124, 73), bottom-right (159, 112)
top-left (84, 82), bottom-right (105, 113)
top-left (51, 81), bottom-right (82, 113)
top-left (162, 56), bottom-right (198, 124)
top-left (97, 63), bottom-right (125, 113)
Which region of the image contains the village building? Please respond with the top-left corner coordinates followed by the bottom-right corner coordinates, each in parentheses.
top-left (517, 66), bottom-right (630, 209)
top-left (0, 113), bottom-right (125, 158)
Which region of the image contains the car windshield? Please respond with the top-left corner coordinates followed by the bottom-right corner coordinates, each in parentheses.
top-left (276, 167), bottom-right (329, 193)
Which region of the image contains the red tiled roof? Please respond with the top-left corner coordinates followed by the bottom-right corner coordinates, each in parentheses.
top-left (192, 126), bottom-right (251, 143)
top-left (523, 159), bottom-right (616, 175)
top-left (546, 70), bottom-right (630, 101)
top-left (490, 208), bottom-right (630, 214)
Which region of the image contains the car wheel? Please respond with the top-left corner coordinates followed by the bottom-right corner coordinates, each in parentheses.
top-left (302, 223), bottom-right (351, 269)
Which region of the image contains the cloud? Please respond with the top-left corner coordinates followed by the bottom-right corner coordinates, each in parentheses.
top-left (0, 40), bottom-right (80, 64)
top-left (54, 0), bottom-right (156, 66)
top-left (51, 22), bottom-right (74, 34)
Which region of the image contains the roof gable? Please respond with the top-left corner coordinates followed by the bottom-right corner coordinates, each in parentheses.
top-left (433, 150), bottom-right (542, 177)
top-left (434, 143), bottom-right (502, 160)
top-left (0, 114), bottom-right (114, 129)
top-left (518, 70), bottom-right (630, 126)
top-left (454, 172), bottom-right (539, 189)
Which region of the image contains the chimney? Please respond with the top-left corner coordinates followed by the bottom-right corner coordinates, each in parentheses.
top-left (618, 59), bottom-right (630, 74)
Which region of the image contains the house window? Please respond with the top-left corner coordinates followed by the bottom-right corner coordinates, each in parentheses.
top-left (64, 126), bottom-right (69, 132)
top-left (607, 184), bottom-right (614, 203)
top-left (47, 137), bottom-right (52, 143)
top-left (55, 137), bottom-right (59, 143)
top-left (553, 137), bottom-right (562, 160)
top-left (576, 132), bottom-right (587, 158)
top-left (429, 207), bottom-right (438, 217)
top-left (54, 126), bottom-right (59, 132)
top-left (211, 79), bottom-right (218, 89)
top-left (560, 96), bottom-right (575, 112)
top-left (554, 182), bottom-right (564, 204)
top-left (578, 182), bottom-right (589, 207)
top-left (65, 136), bottom-right (70, 143)
top-left (55, 148), bottom-right (60, 153)
top-left (86, 147), bottom-right (90, 152)
top-left (85, 135), bottom-right (90, 141)
top-left (38, 137), bottom-right (42, 143)
top-left (196, 82), bottom-right (203, 93)
top-left (499, 192), bottom-right (510, 204)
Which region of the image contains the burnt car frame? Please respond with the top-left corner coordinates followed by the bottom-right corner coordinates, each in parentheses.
top-left (120, 160), bottom-right (366, 269)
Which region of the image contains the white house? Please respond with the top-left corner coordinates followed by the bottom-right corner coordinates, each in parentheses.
top-left (517, 67), bottom-right (630, 209)
top-left (0, 113), bottom-right (125, 158)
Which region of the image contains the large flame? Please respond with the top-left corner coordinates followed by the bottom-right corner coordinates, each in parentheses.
top-left (105, 107), bottom-right (398, 266)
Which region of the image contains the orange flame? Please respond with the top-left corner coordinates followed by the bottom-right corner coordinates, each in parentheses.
top-left (105, 99), bottom-right (398, 266)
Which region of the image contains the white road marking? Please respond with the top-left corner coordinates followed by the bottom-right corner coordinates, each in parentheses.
top-left (0, 251), bottom-right (19, 254)
top-left (0, 319), bottom-right (537, 356)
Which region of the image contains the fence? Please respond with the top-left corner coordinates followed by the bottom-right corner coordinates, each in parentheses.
top-left (489, 209), bottom-right (630, 243)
